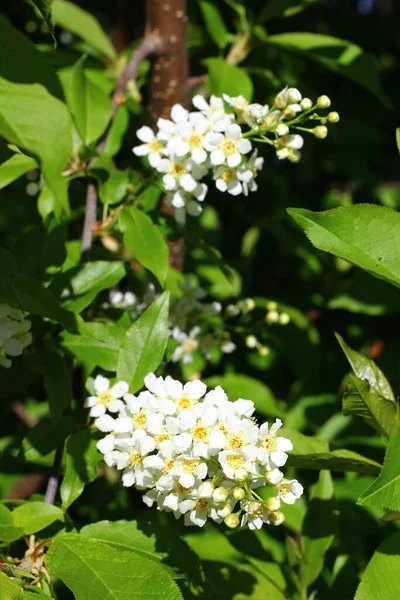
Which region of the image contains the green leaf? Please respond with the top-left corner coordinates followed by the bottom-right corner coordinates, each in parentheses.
top-left (199, 2), bottom-right (230, 49)
top-left (103, 107), bottom-right (129, 157)
top-left (343, 375), bottom-right (399, 439)
top-left (52, 0), bottom-right (116, 60)
top-left (67, 57), bottom-right (112, 145)
top-left (22, 416), bottom-right (76, 463)
top-left (46, 533), bottom-right (183, 600)
top-left (204, 58), bottom-right (253, 100)
top-left (120, 206), bottom-right (169, 286)
top-left (61, 321), bottom-right (125, 371)
top-left (281, 428), bottom-right (382, 476)
top-left (28, 0), bottom-right (55, 42)
top-left (0, 503), bottom-right (24, 543)
top-left (288, 205), bottom-right (400, 289)
top-left (61, 430), bottom-right (101, 510)
top-left (0, 153), bottom-right (37, 190)
top-left (204, 374), bottom-right (282, 417)
top-left (12, 502), bottom-right (63, 535)
top-left (52, 261), bottom-right (126, 313)
top-left (259, 0), bottom-right (325, 21)
top-left (0, 22), bottom-right (72, 212)
top-left (39, 346), bottom-right (73, 423)
top-left (99, 170), bottom-right (129, 205)
top-left (336, 333), bottom-right (396, 402)
top-left (267, 32), bottom-right (389, 106)
top-left (23, 590), bottom-right (52, 600)
top-left (354, 532), bottom-right (400, 599)
top-left (80, 520), bottom-right (201, 580)
top-left (0, 574), bottom-right (23, 600)
top-left (358, 426), bottom-right (400, 511)
top-left (117, 292), bottom-right (170, 393)
top-left (300, 471), bottom-right (338, 587)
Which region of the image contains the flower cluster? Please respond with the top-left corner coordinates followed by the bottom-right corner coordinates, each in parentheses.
top-left (0, 304), bottom-right (32, 369)
top-left (133, 89), bottom-right (338, 222)
top-left (89, 373), bottom-right (303, 529)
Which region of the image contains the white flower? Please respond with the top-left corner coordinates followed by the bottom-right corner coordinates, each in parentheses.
top-left (192, 95), bottom-right (233, 131)
top-left (156, 104), bottom-right (190, 145)
top-left (172, 455), bottom-right (208, 488)
top-left (218, 448), bottom-right (257, 480)
top-left (275, 479), bottom-right (304, 504)
top-left (133, 126), bottom-right (165, 168)
top-left (84, 376), bottom-right (128, 418)
top-left (257, 419), bottom-right (293, 467)
top-left (237, 150), bottom-right (264, 195)
top-left (206, 124), bottom-right (252, 167)
top-left (243, 103), bottom-right (269, 127)
top-left (241, 501), bottom-right (270, 530)
top-left (223, 94), bottom-right (249, 113)
top-left (0, 304), bottom-right (32, 368)
top-left (280, 134), bottom-right (304, 150)
top-left (171, 326), bottom-right (201, 363)
top-left (213, 165), bottom-right (242, 196)
top-left (167, 113), bottom-right (211, 163)
top-left (104, 431), bottom-right (156, 488)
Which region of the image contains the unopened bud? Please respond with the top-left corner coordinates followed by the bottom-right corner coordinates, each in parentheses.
top-left (314, 125), bottom-right (328, 139)
top-left (274, 88), bottom-right (289, 109)
top-left (258, 345), bottom-right (270, 357)
top-left (263, 110), bottom-right (281, 129)
top-left (266, 310), bottom-right (279, 324)
top-left (198, 481), bottom-right (214, 498)
top-left (246, 335), bottom-right (258, 349)
top-left (327, 111), bottom-right (340, 123)
top-left (266, 469), bottom-right (283, 485)
top-left (245, 298), bottom-right (255, 312)
top-left (269, 510), bottom-right (285, 526)
top-left (300, 97), bottom-right (313, 111)
top-left (266, 301), bottom-right (277, 311)
top-left (226, 304), bottom-right (240, 317)
top-left (213, 486), bottom-right (229, 503)
top-left (234, 467), bottom-right (249, 482)
top-left (287, 150), bottom-right (301, 164)
top-left (232, 486), bottom-right (246, 501)
top-left (265, 496), bottom-right (281, 512)
top-left (317, 95), bottom-right (331, 109)
top-left (287, 88), bottom-right (302, 104)
top-left (276, 148), bottom-right (290, 160)
top-left (279, 313), bottom-right (290, 325)
top-left (276, 123), bottom-right (289, 137)
top-left (225, 514), bottom-right (240, 529)
top-left (217, 503), bottom-right (233, 518)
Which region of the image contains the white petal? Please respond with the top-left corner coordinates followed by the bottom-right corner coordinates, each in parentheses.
top-left (171, 104), bottom-right (189, 123)
top-left (96, 434), bottom-right (115, 454)
top-left (227, 180), bottom-right (242, 196)
top-left (227, 153), bottom-right (241, 168)
top-left (180, 173), bottom-right (197, 192)
top-left (184, 380), bottom-right (207, 400)
top-left (192, 95), bottom-right (209, 111)
top-left (133, 144), bottom-right (149, 156)
top-left (191, 148), bottom-right (207, 164)
top-left (90, 404), bottom-right (106, 418)
top-left (139, 435), bottom-right (156, 456)
top-left (122, 469), bottom-right (136, 487)
top-left (270, 419), bottom-right (283, 435)
top-left (148, 152), bottom-right (162, 168)
top-left (157, 118), bottom-right (175, 134)
top-left (270, 450), bottom-right (288, 467)
top-left (226, 124), bottom-right (241, 140)
top-left (94, 414), bottom-right (115, 432)
top-left (237, 138), bottom-right (252, 154)
top-left (136, 125), bottom-right (154, 143)
top-left (179, 473), bottom-right (195, 488)
top-left (210, 149), bottom-right (225, 165)
top-left (94, 375), bottom-right (110, 393)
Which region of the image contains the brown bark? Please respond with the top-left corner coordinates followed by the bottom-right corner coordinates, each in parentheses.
top-left (147, 0), bottom-right (189, 271)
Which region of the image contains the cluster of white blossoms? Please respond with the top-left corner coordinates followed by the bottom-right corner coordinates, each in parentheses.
top-left (0, 304), bottom-right (32, 369)
top-left (89, 373), bottom-right (303, 529)
top-left (133, 89), bottom-right (338, 222)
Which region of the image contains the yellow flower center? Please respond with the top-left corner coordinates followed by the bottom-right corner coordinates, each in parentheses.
top-left (163, 459), bottom-right (174, 473)
top-left (193, 425), bottom-right (208, 442)
top-left (128, 450), bottom-right (142, 467)
top-left (182, 459), bottom-right (199, 474)
top-left (263, 435), bottom-right (277, 452)
top-left (98, 391), bottom-right (112, 406)
top-left (249, 502), bottom-right (264, 518)
top-left (188, 134), bottom-right (202, 148)
top-left (134, 410), bottom-right (146, 428)
top-left (177, 483), bottom-right (189, 495)
top-left (226, 455), bottom-right (245, 470)
top-left (149, 139), bottom-right (162, 151)
top-left (228, 433), bottom-right (244, 450)
top-left (196, 498), bottom-right (210, 512)
top-left (182, 339), bottom-right (198, 353)
top-left (156, 432), bottom-right (170, 444)
top-left (222, 140), bottom-right (237, 154)
top-left (276, 483), bottom-right (291, 497)
top-left (170, 163), bottom-right (185, 177)
top-left (221, 168), bottom-right (236, 182)
top-left (179, 395), bottom-right (193, 410)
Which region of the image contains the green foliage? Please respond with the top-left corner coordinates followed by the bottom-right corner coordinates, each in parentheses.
top-left (205, 58), bottom-right (253, 99)
top-left (46, 533), bottom-right (183, 600)
top-left (259, 0), bottom-right (325, 21)
top-left (199, 1), bottom-right (230, 49)
top-left (354, 532), bottom-right (400, 599)
top-left (12, 502), bottom-right (63, 535)
top-left (288, 205), bottom-right (400, 289)
top-left (61, 321), bottom-right (125, 371)
top-left (117, 292), bottom-right (170, 392)
top-left (0, 574), bottom-right (23, 600)
top-left (0, 154), bottom-right (37, 190)
top-left (0, 503), bottom-right (24, 543)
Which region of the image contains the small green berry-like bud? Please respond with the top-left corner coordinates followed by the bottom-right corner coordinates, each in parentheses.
top-left (300, 97), bottom-right (313, 110)
top-left (217, 503), bottom-right (233, 518)
top-left (266, 310), bottom-right (279, 324)
top-left (317, 95), bottom-right (331, 109)
top-left (287, 88), bottom-right (302, 103)
top-left (269, 510), bottom-right (285, 526)
top-left (265, 496), bottom-right (281, 512)
top-left (246, 335), bottom-right (258, 349)
top-left (314, 125), bottom-right (328, 139)
top-left (232, 486), bottom-right (246, 501)
top-left (225, 514), bottom-right (240, 529)
top-left (276, 123), bottom-right (289, 136)
top-left (213, 487), bottom-right (229, 503)
top-left (266, 301), bottom-right (278, 311)
top-left (234, 467), bottom-right (249, 482)
top-left (258, 345), bottom-right (270, 357)
top-left (327, 111), bottom-right (340, 123)
top-left (279, 313), bottom-right (290, 325)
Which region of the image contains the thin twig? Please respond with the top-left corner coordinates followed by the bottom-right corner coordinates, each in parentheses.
top-left (81, 183), bottom-right (98, 262)
top-left (188, 74), bottom-right (206, 88)
top-left (44, 446), bottom-right (63, 505)
top-left (11, 400), bottom-right (38, 428)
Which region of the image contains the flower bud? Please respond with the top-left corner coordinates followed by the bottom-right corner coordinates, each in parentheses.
top-left (287, 150), bottom-right (301, 164)
top-left (274, 88), bottom-right (289, 109)
top-left (265, 469), bottom-right (283, 485)
top-left (258, 345), bottom-right (270, 357)
top-left (279, 313), bottom-right (290, 325)
top-left (198, 481), bottom-right (214, 498)
top-left (232, 486), bottom-right (246, 501)
top-left (213, 486), bottom-right (229, 503)
top-left (314, 126), bottom-right (328, 139)
top-left (276, 123), bottom-right (289, 137)
top-left (317, 95), bottom-right (331, 109)
top-left (287, 88), bottom-right (302, 103)
top-left (267, 301), bottom-right (278, 311)
top-left (217, 503), bottom-right (233, 518)
top-left (225, 514), bottom-right (240, 529)
top-left (300, 97), bottom-right (313, 110)
top-left (269, 510), bottom-right (285, 526)
top-left (266, 310), bottom-right (279, 324)
top-left (281, 134), bottom-right (304, 150)
top-left (327, 111), bottom-right (340, 123)
top-left (234, 467), bottom-right (249, 482)
top-left (246, 335), bottom-right (258, 349)
top-left (263, 110), bottom-right (281, 129)
top-left (226, 304), bottom-right (240, 317)
top-left (265, 496), bottom-right (281, 512)
top-left (245, 298), bottom-right (255, 312)
top-left (276, 148), bottom-right (290, 160)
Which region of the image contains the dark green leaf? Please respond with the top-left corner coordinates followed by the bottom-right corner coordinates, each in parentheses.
top-left (28, 0), bottom-right (55, 43)
top-left (199, 2), bottom-right (230, 49)
top-left (22, 416), bottom-right (75, 463)
top-left (39, 346), bottom-right (73, 423)
top-left (259, 0), bottom-right (325, 22)
top-left (355, 532), bottom-right (400, 599)
top-left (103, 107), bottom-right (129, 157)
top-left (120, 206), bottom-right (169, 286)
top-left (117, 292), bottom-right (170, 393)
top-left (61, 321), bottom-right (125, 371)
top-left (12, 502), bottom-right (63, 535)
top-left (99, 170), bottom-right (129, 205)
top-left (61, 430), bottom-right (102, 510)
top-left (204, 58), bottom-right (253, 100)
